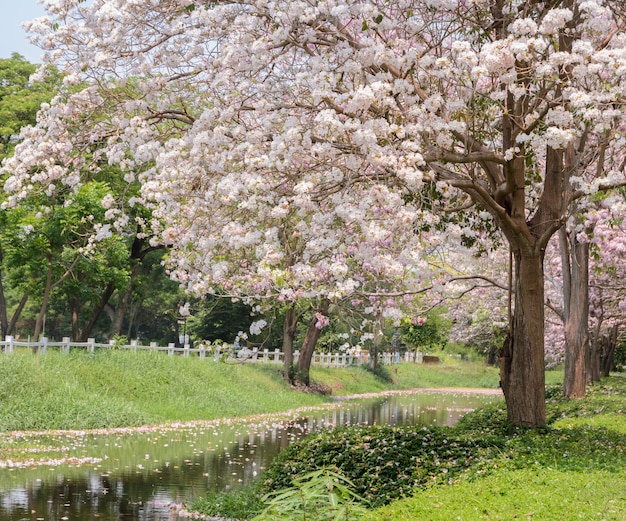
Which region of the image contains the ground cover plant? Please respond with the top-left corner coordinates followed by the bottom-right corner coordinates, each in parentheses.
top-left (191, 376), bottom-right (626, 521)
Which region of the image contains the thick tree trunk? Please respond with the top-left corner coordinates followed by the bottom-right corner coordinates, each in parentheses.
top-left (561, 228), bottom-right (589, 398)
top-left (296, 300), bottom-right (329, 386)
top-left (281, 305), bottom-right (299, 383)
top-left (499, 249), bottom-right (546, 426)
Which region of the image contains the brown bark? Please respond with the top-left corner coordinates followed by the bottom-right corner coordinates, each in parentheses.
top-left (0, 248), bottom-right (8, 338)
top-left (7, 294), bottom-right (28, 336)
top-left (70, 296), bottom-right (81, 340)
top-left (499, 249), bottom-right (546, 426)
top-left (560, 226), bottom-right (589, 398)
top-left (588, 308), bottom-right (603, 383)
top-left (111, 264), bottom-right (140, 337)
top-left (600, 325), bottom-right (618, 378)
top-left (78, 282), bottom-right (116, 342)
top-left (296, 300), bottom-right (329, 386)
top-left (369, 313), bottom-right (385, 370)
top-left (588, 338), bottom-right (601, 382)
top-left (281, 304), bottom-right (299, 383)
top-left (33, 258), bottom-right (54, 345)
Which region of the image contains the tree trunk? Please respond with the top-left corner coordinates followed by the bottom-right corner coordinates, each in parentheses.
top-left (0, 248), bottom-right (8, 338)
top-left (561, 227), bottom-right (589, 398)
top-left (296, 300), bottom-right (329, 386)
top-left (600, 325), bottom-right (618, 378)
top-left (369, 313), bottom-right (385, 370)
top-left (33, 259), bottom-right (54, 345)
top-left (78, 282), bottom-right (116, 342)
top-left (281, 305), bottom-right (299, 383)
top-left (111, 265), bottom-right (140, 337)
top-left (499, 249), bottom-right (546, 426)
top-left (7, 294), bottom-right (28, 337)
top-left (587, 312), bottom-right (601, 383)
top-left (70, 296), bottom-right (81, 341)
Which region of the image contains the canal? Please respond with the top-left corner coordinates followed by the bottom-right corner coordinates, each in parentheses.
top-left (0, 390), bottom-right (500, 520)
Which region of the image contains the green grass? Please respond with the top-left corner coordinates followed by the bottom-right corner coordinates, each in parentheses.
top-left (0, 350), bottom-right (504, 431)
top-left (314, 360), bottom-right (503, 394)
top-left (366, 468), bottom-right (626, 520)
top-left (0, 349), bottom-right (328, 430)
top-left (358, 377), bottom-right (626, 521)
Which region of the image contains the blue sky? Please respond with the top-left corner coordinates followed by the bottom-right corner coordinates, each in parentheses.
top-left (0, 1), bottom-right (48, 62)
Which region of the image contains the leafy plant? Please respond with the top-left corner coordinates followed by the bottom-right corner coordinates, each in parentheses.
top-left (260, 424), bottom-right (495, 507)
top-left (253, 468), bottom-right (368, 521)
top-left (399, 309), bottom-right (450, 353)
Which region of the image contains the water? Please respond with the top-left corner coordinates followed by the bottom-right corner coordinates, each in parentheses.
top-left (0, 390), bottom-right (499, 521)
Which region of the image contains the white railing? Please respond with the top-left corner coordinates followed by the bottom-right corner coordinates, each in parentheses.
top-left (0, 336), bottom-right (424, 367)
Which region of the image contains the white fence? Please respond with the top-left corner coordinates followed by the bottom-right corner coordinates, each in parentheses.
top-left (0, 336), bottom-right (425, 367)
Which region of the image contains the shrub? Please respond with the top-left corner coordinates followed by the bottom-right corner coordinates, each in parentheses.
top-left (259, 424), bottom-right (495, 507)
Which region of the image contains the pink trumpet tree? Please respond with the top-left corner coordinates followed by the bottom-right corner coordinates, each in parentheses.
top-left (4, 0), bottom-right (626, 425)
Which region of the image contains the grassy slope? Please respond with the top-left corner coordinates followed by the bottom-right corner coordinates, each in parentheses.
top-left (0, 349), bottom-right (511, 431)
top-left (361, 377), bottom-right (626, 521)
top-left (0, 349), bottom-right (326, 430)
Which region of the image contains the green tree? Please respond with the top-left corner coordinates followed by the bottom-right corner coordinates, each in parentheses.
top-left (0, 54), bottom-right (62, 338)
top-left (400, 309), bottom-right (450, 353)
top-left (0, 54), bottom-right (61, 157)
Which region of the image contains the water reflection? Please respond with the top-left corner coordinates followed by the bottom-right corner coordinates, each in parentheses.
top-left (0, 391), bottom-right (499, 521)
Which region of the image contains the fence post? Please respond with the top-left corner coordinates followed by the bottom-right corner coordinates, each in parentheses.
top-left (168, 343), bottom-right (175, 356)
top-left (131, 339), bottom-right (138, 350)
top-left (199, 346), bottom-right (206, 359)
top-left (252, 347), bottom-right (258, 364)
top-left (263, 349), bottom-right (269, 364)
top-left (5, 335), bottom-right (13, 354)
top-left (214, 346), bottom-right (221, 362)
top-left (273, 349), bottom-right (280, 364)
top-left (88, 338), bottom-right (95, 353)
top-left (39, 337), bottom-right (48, 355)
top-left (184, 343), bottom-right (190, 357)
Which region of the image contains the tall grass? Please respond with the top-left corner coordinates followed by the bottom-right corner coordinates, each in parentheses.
top-left (0, 349), bottom-right (326, 430)
top-left (0, 349), bottom-right (560, 431)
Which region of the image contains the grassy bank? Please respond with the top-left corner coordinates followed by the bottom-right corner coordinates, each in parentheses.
top-left (360, 379), bottom-right (626, 521)
top-left (0, 349), bottom-right (510, 431)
